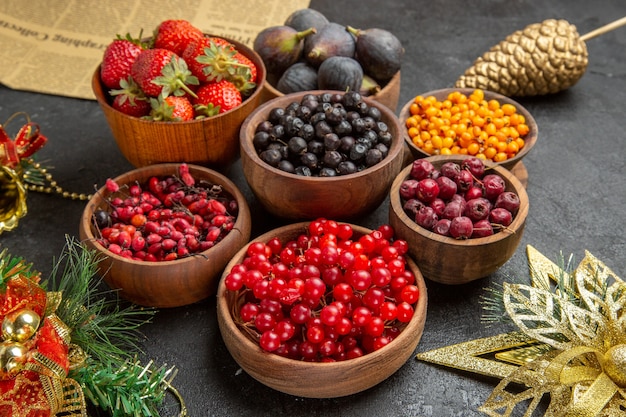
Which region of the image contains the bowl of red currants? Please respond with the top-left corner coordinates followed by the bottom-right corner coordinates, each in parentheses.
top-left (239, 90), bottom-right (405, 221)
top-left (78, 163), bottom-right (252, 308)
top-left (216, 219), bottom-right (428, 398)
top-left (398, 88), bottom-right (538, 174)
top-left (388, 155), bottom-right (529, 285)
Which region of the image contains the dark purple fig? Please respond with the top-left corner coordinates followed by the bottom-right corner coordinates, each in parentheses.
top-left (304, 22), bottom-right (356, 68)
top-left (284, 8), bottom-right (329, 32)
top-left (253, 26), bottom-right (316, 76)
top-left (317, 56), bottom-right (363, 93)
top-left (346, 26), bottom-right (403, 82)
top-left (276, 62), bottom-right (319, 93)
top-left (359, 74), bottom-right (381, 96)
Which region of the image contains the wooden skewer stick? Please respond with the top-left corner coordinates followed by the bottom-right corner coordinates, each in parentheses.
top-left (580, 15), bottom-right (626, 41)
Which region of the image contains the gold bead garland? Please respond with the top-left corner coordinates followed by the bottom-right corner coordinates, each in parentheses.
top-left (21, 159), bottom-right (92, 201)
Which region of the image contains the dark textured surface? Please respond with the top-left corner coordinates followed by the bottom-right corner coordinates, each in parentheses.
top-left (1, 1), bottom-right (625, 415)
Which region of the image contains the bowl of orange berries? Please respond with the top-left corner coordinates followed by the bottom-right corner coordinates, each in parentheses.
top-left (92, 19), bottom-right (267, 172)
top-left (399, 88), bottom-right (538, 174)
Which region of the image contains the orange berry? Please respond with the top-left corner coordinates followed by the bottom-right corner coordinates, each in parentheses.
top-left (501, 103), bottom-right (517, 116)
top-left (493, 152), bottom-right (508, 162)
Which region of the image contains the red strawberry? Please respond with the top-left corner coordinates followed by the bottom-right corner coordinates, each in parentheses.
top-left (109, 77), bottom-right (151, 117)
top-left (100, 34), bottom-right (144, 89)
top-left (130, 48), bottom-right (198, 98)
top-left (150, 95), bottom-right (195, 121)
top-left (182, 37), bottom-right (219, 83)
top-left (233, 52), bottom-right (257, 84)
top-left (193, 80), bottom-right (242, 115)
top-left (153, 19), bottom-right (204, 56)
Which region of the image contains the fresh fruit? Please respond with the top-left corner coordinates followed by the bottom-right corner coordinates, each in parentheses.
top-left (130, 48), bottom-right (198, 97)
top-left (284, 8), bottom-right (329, 32)
top-left (399, 157), bottom-right (520, 239)
top-left (193, 40), bottom-right (253, 89)
top-left (149, 95), bottom-right (195, 121)
top-left (100, 19), bottom-right (258, 121)
top-left (304, 22), bottom-right (356, 68)
top-left (317, 56), bottom-right (363, 92)
top-left (252, 91), bottom-right (392, 176)
top-left (404, 89), bottom-right (530, 162)
top-left (109, 77), bottom-right (151, 117)
top-left (92, 163), bottom-right (238, 261)
top-left (253, 25), bottom-right (317, 76)
top-left (193, 80), bottom-right (242, 115)
top-left (346, 26), bottom-right (404, 83)
top-left (153, 19), bottom-right (204, 56)
top-left (100, 34), bottom-right (145, 89)
top-left (224, 218), bottom-right (419, 360)
top-left (276, 62), bottom-right (318, 94)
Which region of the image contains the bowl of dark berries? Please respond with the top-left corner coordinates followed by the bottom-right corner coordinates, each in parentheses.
top-left (78, 163), bottom-right (252, 308)
top-left (239, 90), bottom-right (405, 221)
top-left (388, 155), bottom-right (529, 285)
top-left (399, 88), bottom-right (538, 175)
top-left (92, 19), bottom-right (267, 172)
top-left (216, 218), bottom-right (428, 398)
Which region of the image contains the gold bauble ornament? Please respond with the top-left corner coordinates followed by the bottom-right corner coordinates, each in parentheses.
top-left (0, 341), bottom-right (28, 376)
top-left (604, 344), bottom-right (626, 388)
top-left (0, 165), bottom-right (27, 234)
top-left (455, 16), bottom-right (626, 96)
top-left (2, 308), bottom-right (41, 343)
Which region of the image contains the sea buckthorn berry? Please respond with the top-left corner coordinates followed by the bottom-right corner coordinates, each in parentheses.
top-left (405, 89), bottom-right (529, 163)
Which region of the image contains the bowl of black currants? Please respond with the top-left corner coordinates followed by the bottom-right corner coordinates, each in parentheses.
top-left (239, 90), bottom-right (405, 221)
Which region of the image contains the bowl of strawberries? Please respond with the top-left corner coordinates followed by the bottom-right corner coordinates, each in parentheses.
top-left (92, 19), bottom-right (267, 172)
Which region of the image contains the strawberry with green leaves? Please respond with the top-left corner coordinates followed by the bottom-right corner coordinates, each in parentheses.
top-left (130, 48), bottom-right (199, 98)
top-left (149, 95), bottom-right (195, 121)
top-left (153, 19), bottom-right (204, 56)
top-left (193, 80), bottom-right (242, 115)
top-left (100, 33), bottom-right (145, 89)
top-left (109, 77), bottom-right (151, 117)
top-left (184, 38), bottom-right (256, 95)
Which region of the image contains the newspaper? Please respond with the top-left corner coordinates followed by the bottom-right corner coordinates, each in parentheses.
top-left (0, 0), bottom-right (310, 100)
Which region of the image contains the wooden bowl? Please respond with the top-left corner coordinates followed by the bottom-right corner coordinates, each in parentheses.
top-left (91, 35), bottom-right (267, 172)
top-left (398, 88), bottom-right (538, 172)
top-left (388, 155), bottom-right (529, 285)
top-left (262, 70), bottom-right (401, 113)
top-left (78, 163), bottom-right (252, 307)
top-left (216, 222), bottom-right (428, 398)
top-left (240, 90), bottom-right (405, 221)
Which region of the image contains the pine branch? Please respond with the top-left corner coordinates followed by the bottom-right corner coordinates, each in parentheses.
top-left (73, 356), bottom-right (178, 417)
top-left (0, 248), bottom-right (40, 288)
top-left (48, 236), bottom-right (156, 364)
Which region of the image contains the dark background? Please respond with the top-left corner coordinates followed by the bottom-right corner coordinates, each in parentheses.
top-left (1, 0), bottom-right (625, 415)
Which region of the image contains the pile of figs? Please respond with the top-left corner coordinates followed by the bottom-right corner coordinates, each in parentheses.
top-left (253, 8), bottom-right (404, 96)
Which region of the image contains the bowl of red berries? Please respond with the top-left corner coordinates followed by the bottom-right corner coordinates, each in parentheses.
top-left (78, 163), bottom-right (252, 308)
top-left (239, 90), bottom-right (405, 220)
top-left (388, 155), bottom-right (529, 285)
top-left (92, 19), bottom-right (267, 172)
top-left (216, 218), bottom-right (428, 398)
top-left (399, 88), bottom-right (538, 175)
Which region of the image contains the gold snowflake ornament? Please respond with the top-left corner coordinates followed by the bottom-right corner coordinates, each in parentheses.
top-left (417, 245), bottom-right (626, 416)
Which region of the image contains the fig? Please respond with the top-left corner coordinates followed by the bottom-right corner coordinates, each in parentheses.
top-left (347, 26), bottom-right (403, 82)
top-left (360, 74), bottom-right (381, 97)
top-left (253, 25), bottom-right (316, 76)
top-left (284, 8), bottom-right (329, 32)
top-left (317, 56), bottom-right (363, 93)
top-left (276, 62), bottom-right (318, 93)
top-left (304, 22), bottom-right (356, 68)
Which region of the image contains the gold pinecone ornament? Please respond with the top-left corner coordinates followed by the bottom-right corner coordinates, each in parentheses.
top-left (456, 19), bottom-right (589, 96)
